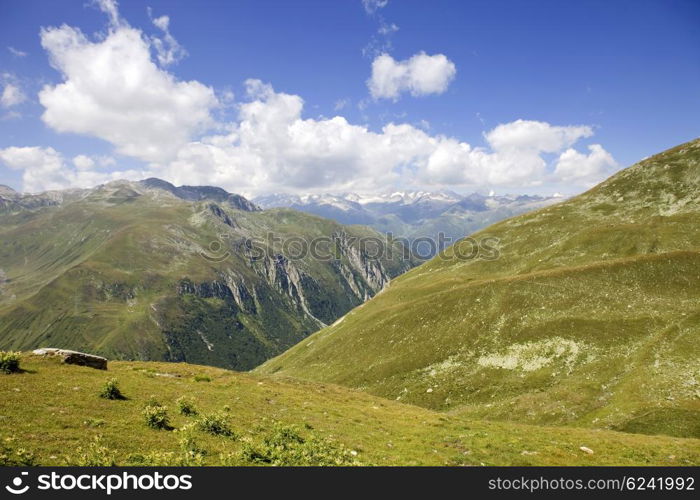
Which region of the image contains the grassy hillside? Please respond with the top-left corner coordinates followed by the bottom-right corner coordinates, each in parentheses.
top-left (0, 354), bottom-right (697, 466)
top-left (0, 181), bottom-right (413, 370)
top-left (258, 139), bottom-right (700, 439)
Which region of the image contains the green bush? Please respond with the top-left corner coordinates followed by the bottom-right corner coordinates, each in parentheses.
top-left (239, 422), bottom-right (361, 466)
top-left (176, 396), bottom-right (198, 416)
top-left (0, 351), bottom-right (21, 374)
top-left (143, 405), bottom-right (171, 430)
top-left (193, 375), bottom-right (211, 383)
top-left (99, 378), bottom-right (125, 400)
top-left (196, 412), bottom-right (235, 438)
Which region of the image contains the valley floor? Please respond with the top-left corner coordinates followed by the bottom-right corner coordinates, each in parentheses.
top-left (0, 354), bottom-right (698, 466)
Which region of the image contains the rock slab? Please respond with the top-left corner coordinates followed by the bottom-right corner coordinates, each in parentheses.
top-left (33, 348), bottom-right (108, 370)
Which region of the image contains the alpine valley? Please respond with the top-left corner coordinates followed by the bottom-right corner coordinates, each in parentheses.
top-left (0, 140), bottom-right (699, 466)
top-left (0, 178), bottom-right (414, 370)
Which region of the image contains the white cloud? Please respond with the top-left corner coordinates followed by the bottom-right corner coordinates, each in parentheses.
top-left (362, 0), bottom-right (389, 14)
top-left (38, 18), bottom-right (218, 162)
top-left (148, 11), bottom-right (187, 66)
top-left (4, 74), bottom-right (616, 193)
top-left (151, 82), bottom-right (614, 194)
top-left (0, 146), bottom-right (140, 193)
top-left (95, 0), bottom-right (123, 28)
top-left (368, 52), bottom-right (456, 100)
top-left (485, 119), bottom-right (593, 153)
top-left (1, 83), bottom-right (26, 108)
top-left (72, 154), bottom-right (95, 170)
top-left (15, 3), bottom-right (616, 196)
top-left (554, 144), bottom-right (617, 183)
top-left (378, 22), bottom-right (399, 36)
top-left (8, 47), bottom-right (28, 58)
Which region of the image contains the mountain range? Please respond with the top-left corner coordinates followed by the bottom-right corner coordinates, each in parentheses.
top-left (254, 190), bottom-right (563, 257)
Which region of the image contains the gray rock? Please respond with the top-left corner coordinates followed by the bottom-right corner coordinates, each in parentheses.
top-left (33, 348), bottom-right (108, 370)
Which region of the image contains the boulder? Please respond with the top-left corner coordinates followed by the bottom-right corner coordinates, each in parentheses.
top-left (32, 348), bottom-right (108, 370)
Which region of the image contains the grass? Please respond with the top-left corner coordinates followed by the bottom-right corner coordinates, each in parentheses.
top-left (258, 138), bottom-right (700, 439)
top-left (0, 354), bottom-right (697, 466)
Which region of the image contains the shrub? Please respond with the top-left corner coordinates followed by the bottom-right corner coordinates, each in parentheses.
top-left (0, 351), bottom-right (21, 374)
top-left (193, 374), bottom-right (211, 383)
top-left (196, 412), bottom-right (235, 438)
top-left (240, 422), bottom-right (361, 466)
top-left (143, 405), bottom-right (171, 430)
top-left (99, 378), bottom-right (125, 400)
top-left (176, 396), bottom-right (198, 416)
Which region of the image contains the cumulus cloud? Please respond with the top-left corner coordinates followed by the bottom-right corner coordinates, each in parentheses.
top-left (368, 52), bottom-right (456, 100)
top-left (72, 154), bottom-right (95, 171)
top-left (554, 144), bottom-right (617, 183)
top-left (72, 154), bottom-right (115, 171)
top-left (12, 2), bottom-right (616, 195)
top-left (1, 83), bottom-right (26, 108)
top-left (485, 119), bottom-right (593, 153)
top-left (38, 4), bottom-right (217, 163)
top-left (0, 146), bottom-right (140, 193)
top-left (150, 82), bottom-right (614, 194)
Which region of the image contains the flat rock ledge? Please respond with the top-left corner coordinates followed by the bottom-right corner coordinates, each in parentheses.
top-left (32, 348), bottom-right (108, 370)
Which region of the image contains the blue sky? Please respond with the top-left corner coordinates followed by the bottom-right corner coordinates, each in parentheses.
top-left (0, 0), bottom-right (698, 196)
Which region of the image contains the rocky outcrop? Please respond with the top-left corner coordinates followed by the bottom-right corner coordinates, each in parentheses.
top-left (32, 348), bottom-right (108, 370)
top-left (258, 254), bottom-right (326, 326)
top-left (208, 203), bottom-right (236, 227)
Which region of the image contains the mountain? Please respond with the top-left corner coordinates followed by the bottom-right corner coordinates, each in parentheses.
top-left (254, 190), bottom-right (562, 257)
top-left (0, 179), bottom-right (414, 370)
top-left (2, 354), bottom-right (697, 466)
top-left (254, 193), bottom-right (375, 226)
top-left (258, 138), bottom-right (700, 439)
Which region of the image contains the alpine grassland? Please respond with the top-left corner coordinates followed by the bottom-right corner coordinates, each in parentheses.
top-left (258, 139), bottom-right (700, 440)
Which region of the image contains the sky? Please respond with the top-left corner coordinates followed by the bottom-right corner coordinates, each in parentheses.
top-left (0, 0), bottom-right (698, 197)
